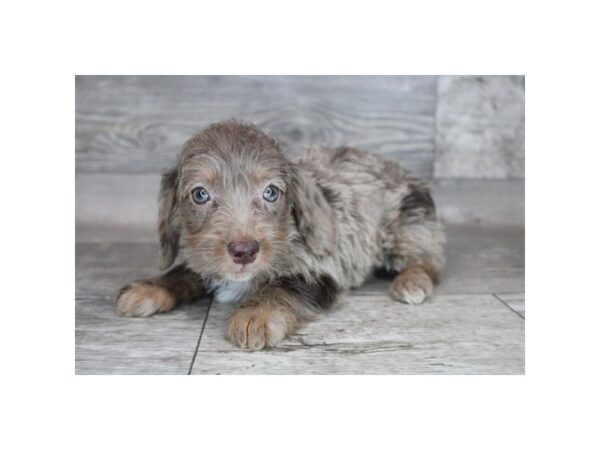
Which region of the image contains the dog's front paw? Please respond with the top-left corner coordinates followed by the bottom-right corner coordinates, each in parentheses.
top-left (115, 282), bottom-right (175, 317)
top-left (227, 304), bottom-right (297, 350)
top-left (389, 265), bottom-right (434, 305)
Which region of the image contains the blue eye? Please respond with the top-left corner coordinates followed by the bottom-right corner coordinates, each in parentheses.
top-left (191, 187), bottom-right (210, 204)
top-left (263, 185), bottom-right (279, 202)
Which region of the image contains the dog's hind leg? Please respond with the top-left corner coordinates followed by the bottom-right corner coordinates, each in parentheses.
top-left (115, 264), bottom-right (207, 317)
top-left (381, 181), bottom-right (445, 304)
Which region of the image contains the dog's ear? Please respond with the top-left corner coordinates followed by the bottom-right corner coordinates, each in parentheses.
top-left (289, 167), bottom-right (338, 256)
top-left (158, 167), bottom-right (181, 270)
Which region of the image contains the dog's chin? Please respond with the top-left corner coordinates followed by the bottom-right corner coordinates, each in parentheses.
top-left (223, 265), bottom-right (257, 282)
top-left (225, 273), bottom-right (254, 282)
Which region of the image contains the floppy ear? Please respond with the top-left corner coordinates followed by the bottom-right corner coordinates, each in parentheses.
top-left (289, 167), bottom-right (338, 256)
top-left (157, 167), bottom-right (181, 270)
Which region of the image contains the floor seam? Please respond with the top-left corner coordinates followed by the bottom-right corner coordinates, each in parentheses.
top-left (187, 296), bottom-right (214, 375)
top-left (492, 293), bottom-right (524, 320)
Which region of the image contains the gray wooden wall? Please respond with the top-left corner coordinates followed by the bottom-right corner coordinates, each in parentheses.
top-left (76, 75), bottom-right (524, 180)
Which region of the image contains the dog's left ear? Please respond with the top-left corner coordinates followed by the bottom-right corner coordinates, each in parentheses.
top-left (289, 167), bottom-right (338, 256)
top-left (157, 167), bottom-right (181, 270)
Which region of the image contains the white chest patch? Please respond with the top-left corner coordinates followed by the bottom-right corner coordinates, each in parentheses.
top-left (209, 279), bottom-right (254, 304)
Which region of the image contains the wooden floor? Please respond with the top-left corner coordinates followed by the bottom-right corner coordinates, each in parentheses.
top-left (75, 223), bottom-right (524, 375)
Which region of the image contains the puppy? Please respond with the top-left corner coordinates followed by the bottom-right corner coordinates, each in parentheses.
top-left (116, 121), bottom-right (445, 349)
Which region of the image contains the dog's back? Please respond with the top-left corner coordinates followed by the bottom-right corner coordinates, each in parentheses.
top-left (291, 145), bottom-right (444, 290)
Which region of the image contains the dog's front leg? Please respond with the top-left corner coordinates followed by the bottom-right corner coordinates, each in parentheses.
top-left (227, 275), bottom-right (339, 350)
top-left (227, 292), bottom-right (300, 350)
top-left (115, 264), bottom-right (207, 317)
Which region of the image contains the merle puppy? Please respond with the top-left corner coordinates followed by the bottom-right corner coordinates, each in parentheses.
top-left (116, 121), bottom-right (445, 349)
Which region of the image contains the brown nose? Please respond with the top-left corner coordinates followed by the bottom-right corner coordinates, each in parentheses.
top-left (227, 240), bottom-right (259, 265)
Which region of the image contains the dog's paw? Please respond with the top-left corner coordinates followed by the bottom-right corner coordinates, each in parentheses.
top-left (389, 266), bottom-right (433, 305)
top-left (227, 304), bottom-right (297, 350)
top-left (115, 282), bottom-right (175, 317)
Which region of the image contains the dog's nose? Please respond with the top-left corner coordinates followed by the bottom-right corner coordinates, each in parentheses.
top-left (227, 240), bottom-right (259, 265)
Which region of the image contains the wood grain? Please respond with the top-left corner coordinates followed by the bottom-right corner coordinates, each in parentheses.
top-left (76, 294), bottom-right (208, 375)
top-left (190, 291), bottom-right (524, 375)
top-left (76, 76), bottom-right (437, 178)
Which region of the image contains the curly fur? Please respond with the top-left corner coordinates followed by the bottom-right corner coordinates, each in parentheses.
top-left (116, 120), bottom-right (445, 349)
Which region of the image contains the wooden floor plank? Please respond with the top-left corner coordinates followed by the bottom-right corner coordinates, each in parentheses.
top-left (496, 293), bottom-right (525, 318)
top-left (76, 294), bottom-right (208, 374)
top-left (437, 224), bottom-right (524, 295)
top-left (190, 291), bottom-right (524, 375)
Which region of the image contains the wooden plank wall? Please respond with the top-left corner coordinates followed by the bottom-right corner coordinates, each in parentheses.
top-left (76, 75), bottom-right (525, 180)
top-left (434, 76), bottom-right (525, 178)
top-left (76, 76), bottom-right (439, 178)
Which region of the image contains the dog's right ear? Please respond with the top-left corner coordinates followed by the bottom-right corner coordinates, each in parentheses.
top-left (158, 167), bottom-right (181, 270)
top-left (289, 166), bottom-right (338, 257)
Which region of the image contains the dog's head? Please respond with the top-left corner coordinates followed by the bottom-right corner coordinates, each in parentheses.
top-left (157, 121), bottom-right (336, 281)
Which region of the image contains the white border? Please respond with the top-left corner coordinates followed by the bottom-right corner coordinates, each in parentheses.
top-left (3, 0), bottom-right (600, 449)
